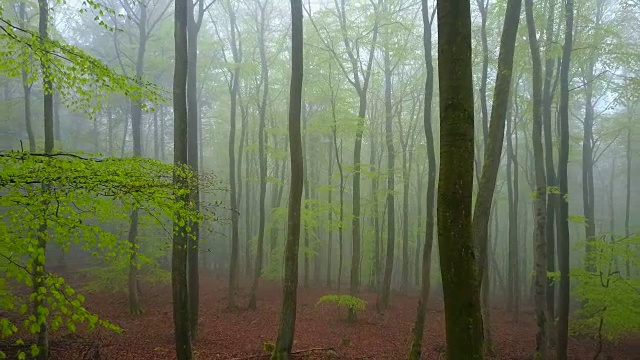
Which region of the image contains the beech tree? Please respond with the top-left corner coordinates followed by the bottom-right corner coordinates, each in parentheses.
top-left (435, 0), bottom-right (484, 357)
top-left (272, 0), bottom-right (303, 356)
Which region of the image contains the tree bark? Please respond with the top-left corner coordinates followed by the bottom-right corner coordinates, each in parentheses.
top-left (542, 0), bottom-right (558, 325)
top-left (126, 0), bottom-right (148, 317)
top-left (525, 0), bottom-right (549, 356)
top-left (272, 0), bottom-right (303, 355)
top-left (436, 0), bottom-right (484, 356)
top-left (624, 121), bottom-right (631, 278)
top-left (248, 0), bottom-right (270, 310)
top-left (408, 2), bottom-right (436, 357)
top-left (227, 0), bottom-right (241, 309)
top-left (20, 2), bottom-right (35, 152)
top-left (35, 0), bottom-right (54, 357)
top-left (471, 0), bottom-right (522, 353)
top-left (186, 0), bottom-right (204, 337)
top-left (172, 0), bottom-right (193, 355)
top-left (377, 48), bottom-right (395, 314)
top-left (556, 0), bottom-right (574, 357)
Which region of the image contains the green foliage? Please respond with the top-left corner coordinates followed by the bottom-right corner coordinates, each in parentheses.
top-left (570, 235), bottom-right (640, 343)
top-left (0, 152), bottom-right (205, 358)
top-left (316, 294), bottom-right (367, 312)
top-left (0, 12), bottom-right (166, 120)
top-left (262, 341), bottom-right (275, 353)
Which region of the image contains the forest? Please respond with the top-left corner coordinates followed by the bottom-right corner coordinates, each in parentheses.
top-left (0, 0), bottom-right (639, 358)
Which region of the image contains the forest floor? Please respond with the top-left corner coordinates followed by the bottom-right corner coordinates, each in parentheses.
top-left (31, 271), bottom-right (640, 359)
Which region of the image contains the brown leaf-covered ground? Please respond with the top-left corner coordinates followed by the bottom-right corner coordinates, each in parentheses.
top-left (37, 272), bottom-right (640, 359)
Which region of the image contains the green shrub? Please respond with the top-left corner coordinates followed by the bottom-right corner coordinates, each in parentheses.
top-left (316, 294), bottom-right (367, 321)
top-left (571, 234), bottom-right (640, 358)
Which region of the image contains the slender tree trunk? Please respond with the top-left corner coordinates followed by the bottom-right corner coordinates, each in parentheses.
top-left (248, 2), bottom-right (269, 309)
top-left (172, 0), bottom-right (193, 355)
top-left (107, 107), bottom-right (114, 156)
top-left (272, 0), bottom-right (303, 354)
top-left (542, 0), bottom-right (558, 325)
top-left (582, 60), bottom-right (597, 271)
top-left (476, 0), bottom-right (489, 148)
top-left (326, 139), bottom-right (333, 287)
top-left (186, 0), bottom-right (204, 336)
top-left (244, 125), bottom-right (253, 278)
top-left (303, 114), bottom-right (310, 288)
top-left (34, 0), bottom-right (55, 357)
top-left (20, 3), bottom-right (35, 152)
top-left (556, 0), bottom-right (573, 357)
top-left (331, 96), bottom-right (345, 293)
top-left (470, 0), bottom-right (522, 353)
top-left (624, 122), bottom-right (631, 278)
top-left (160, 107), bottom-right (166, 162)
top-left (507, 107), bottom-right (515, 313)
top-left (54, 90), bottom-right (61, 146)
top-left (377, 49), bottom-right (395, 314)
top-left (227, 0), bottom-right (241, 309)
top-left (126, 1), bottom-right (148, 316)
top-left (525, 0), bottom-right (549, 356)
top-left (153, 110), bottom-right (159, 159)
top-left (408, 3), bottom-right (436, 356)
top-left (413, 161), bottom-right (424, 288)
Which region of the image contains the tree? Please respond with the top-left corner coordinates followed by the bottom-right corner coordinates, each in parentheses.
top-left (472, 0), bottom-right (523, 353)
top-left (435, 0), bottom-right (484, 357)
top-left (307, 0), bottom-right (381, 305)
top-left (171, 0), bottom-right (192, 356)
top-left (225, 0), bottom-right (242, 310)
top-left (408, 0), bottom-right (436, 357)
top-left (35, 0), bottom-right (54, 357)
top-left (556, 0), bottom-right (574, 357)
top-left (19, 2), bottom-right (35, 153)
top-left (524, 0), bottom-right (549, 356)
top-left (377, 46), bottom-right (395, 314)
top-left (248, 0), bottom-right (270, 310)
top-left (186, 0), bottom-right (207, 337)
top-left (272, 0), bottom-right (303, 356)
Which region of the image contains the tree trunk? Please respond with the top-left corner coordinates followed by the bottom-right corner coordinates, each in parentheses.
top-left (186, 0), bottom-right (204, 337)
top-left (35, 0), bottom-right (55, 357)
top-left (227, 0), bottom-right (241, 309)
top-left (172, 0), bottom-right (193, 355)
top-left (326, 139), bottom-right (334, 287)
top-left (20, 3), bottom-right (35, 152)
top-left (124, 0), bottom-right (148, 316)
top-left (408, 3), bottom-right (436, 356)
top-left (556, 0), bottom-right (573, 357)
top-left (476, 0), bottom-right (489, 149)
top-left (248, 1), bottom-right (269, 309)
top-left (436, 0), bottom-right (484, 356)
top-left (272, 0), bottom-right (303, 355)
top-left (542, 0), bottom-right (558, 325)
top-left (525, 0), bottom-right (549, 356)
top-left (331, 97), bottom-right (345, 293)
top-left (242, 104), bottom-right (252, 278)
top-left (506, 106), bottom-right (515, 312)
top-left (303, 114), bottom-right (310, 288)
top-left (582, 59), bottom-right (597, 272)
top-left (377, 48), bottom-right (395, 314)
top-left (624, 122), bottom-right (631, 278)
top-left (470, 0), bottom-right (522, 353)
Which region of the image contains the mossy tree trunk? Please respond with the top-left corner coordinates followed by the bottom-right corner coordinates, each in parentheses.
top-left (435, 0), bottom-right (484, 356)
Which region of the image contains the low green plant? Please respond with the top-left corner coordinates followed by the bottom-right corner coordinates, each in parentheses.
top-left (316, 294), bottom-right (367, 321)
